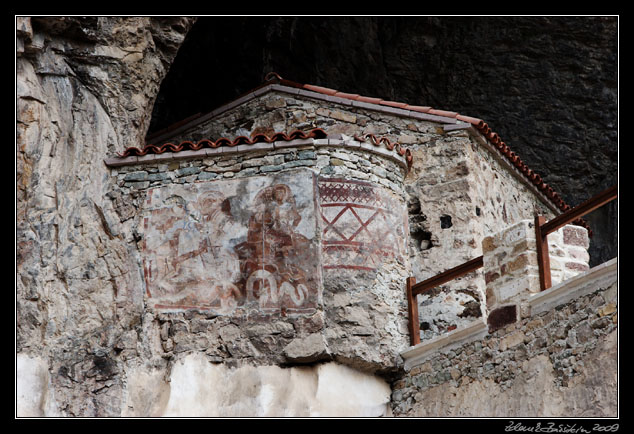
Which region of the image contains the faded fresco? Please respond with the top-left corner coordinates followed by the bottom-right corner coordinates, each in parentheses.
top-left (140, 170), bottom-right (320, 315)
top-left (318, 178), bottom-right (408, 271)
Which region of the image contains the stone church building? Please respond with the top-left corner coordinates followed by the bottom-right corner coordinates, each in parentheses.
top-left (16, 17), bottom-right (617, 418)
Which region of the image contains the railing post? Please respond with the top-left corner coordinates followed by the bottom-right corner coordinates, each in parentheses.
top-left (535, 215), bottom-right (552, 291)
top-left (406, 276), bottom-right (420, 346)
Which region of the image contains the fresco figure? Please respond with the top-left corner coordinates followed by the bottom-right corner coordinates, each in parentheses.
top-left (234, 184), bottom-right (310, 309)
top-left (142, 173), bottom-right (319, 315)
top-left (145, 190), bottom-right (242, 312)
top-left (193, 191), bottom-right (242, 312)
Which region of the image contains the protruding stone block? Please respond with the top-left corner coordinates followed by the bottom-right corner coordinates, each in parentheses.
top-left (483, 220), bottom-right (590, 311)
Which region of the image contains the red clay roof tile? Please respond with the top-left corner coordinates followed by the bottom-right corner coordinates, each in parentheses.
top-left (119, 128), bottom-right (328, 157)
top-left (118, 127), bottom-right (413, 171)
top-left (303, 84), bottom-right (339, 95)
top-left (333, 91), bottom-right (360, 100)
top-left (405, 105), bottom-right (432, 113)
top-left (380, 100), bottom-right (409, 109)
top-left (427, 108), bottom-right (459, 118)
top-left (353, 133), bottom-right (413, 167)
top-left (356, 95), bottom-right (384, 104)
top-left (456, 114), bottom-right (485, 127)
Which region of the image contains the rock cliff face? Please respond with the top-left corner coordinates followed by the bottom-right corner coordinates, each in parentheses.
top-left (150, 16), bottom-right (618, 266)
top-left (16, 16), bottom-right (617, 417)
top-left (16, 16), bottom-right (196, 416)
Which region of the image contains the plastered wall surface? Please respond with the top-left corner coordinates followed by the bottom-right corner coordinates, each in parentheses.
top-left (120, 355), bottom-right (392, 417)
top-left (140, 170), bottom-right (321, 316)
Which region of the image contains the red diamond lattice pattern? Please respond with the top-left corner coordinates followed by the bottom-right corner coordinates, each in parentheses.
top-left (318, 178), bottom-right (406, 271)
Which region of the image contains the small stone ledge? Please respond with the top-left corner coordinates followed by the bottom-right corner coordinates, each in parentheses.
top-left (320, 137), bottom-right (408, 170)
top-left (104, 140), bottom-right (306, 168)
top-left (104, 156), bottom-right (138, 167)
top-left (443, 122), bottom-right (471, 132)
top-left (400, 319), bottom-right (488, 371)
top-left (524, 257), bottom-right (617, 317)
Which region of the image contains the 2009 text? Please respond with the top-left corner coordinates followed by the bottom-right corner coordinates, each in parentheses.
top-left (505, 421), bottom-right (619, 433)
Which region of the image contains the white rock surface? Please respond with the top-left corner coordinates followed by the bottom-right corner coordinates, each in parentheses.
top-left (16, 354), bottom-right (60, 417)
top-left (140, 354), bottom-right (393, 417)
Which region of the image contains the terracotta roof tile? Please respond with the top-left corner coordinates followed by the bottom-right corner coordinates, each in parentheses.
top-left (405, 105), bottom-right (432, 113)
top-left (379, 100), bottom-right (409, 109)
top-left (427, 108), bottom-right (459, 118)
top-left (116, 127), bottom-right (413, 171)
top-left (356, 95), bottom-right (384, 104)
top-left (333, 91), bottom-right (360, 100)
top-left (303, 84), bottom-right (338, 95)
top-left (119, 128), bottom-right (328, 157)
top-left (455, 114), bottom-right (484, 127)
top-left (353, 133), bottom-right (413, 168)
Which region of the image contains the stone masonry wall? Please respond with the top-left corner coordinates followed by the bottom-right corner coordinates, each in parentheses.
top-left (406, 127), bottom-right (561, 341)
top-left (483, 220), bottom-right (590, 313)
top-left (391, 268), bottom-right (617, 417)
top-left (106, 137), bottom-right (412, 376)
top-left (159, 89), bottom-right (559, 342)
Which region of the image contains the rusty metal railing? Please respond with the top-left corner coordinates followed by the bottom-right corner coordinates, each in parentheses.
top-left (535, 184), bottom-right (617, 292)
top-left (405, 184), bottom-right (617, 347)
top-left (406, 256), bottom-right (483, 346)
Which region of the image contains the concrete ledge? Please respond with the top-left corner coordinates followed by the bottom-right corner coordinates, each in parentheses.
top-left (273, 138), bottom-right (314, 149)
top-left (104, 156), bottom-right (138, 167)
top-left (443, 122), bottom-right (472, 132)
top-left (401, 257), bottom-right (617, 371)
top-left (204, 147), bottom-right (224, 156)
top-left (342, 139), bottom-right (361, 149)
top-left (238, 141), bottom-right (275, 152)
top-left (253, 84), bottom-right (273, 97)
top-left (136, 153), bottom-right (158, 164)
top-left (270, 83), bottom-right (301, 95)
top-left (400, 319), bottom-right (488, 371)
top-left (171, 149), bottom-right (208, 161)
top-left (524, 257), bottom-right (617, 317)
